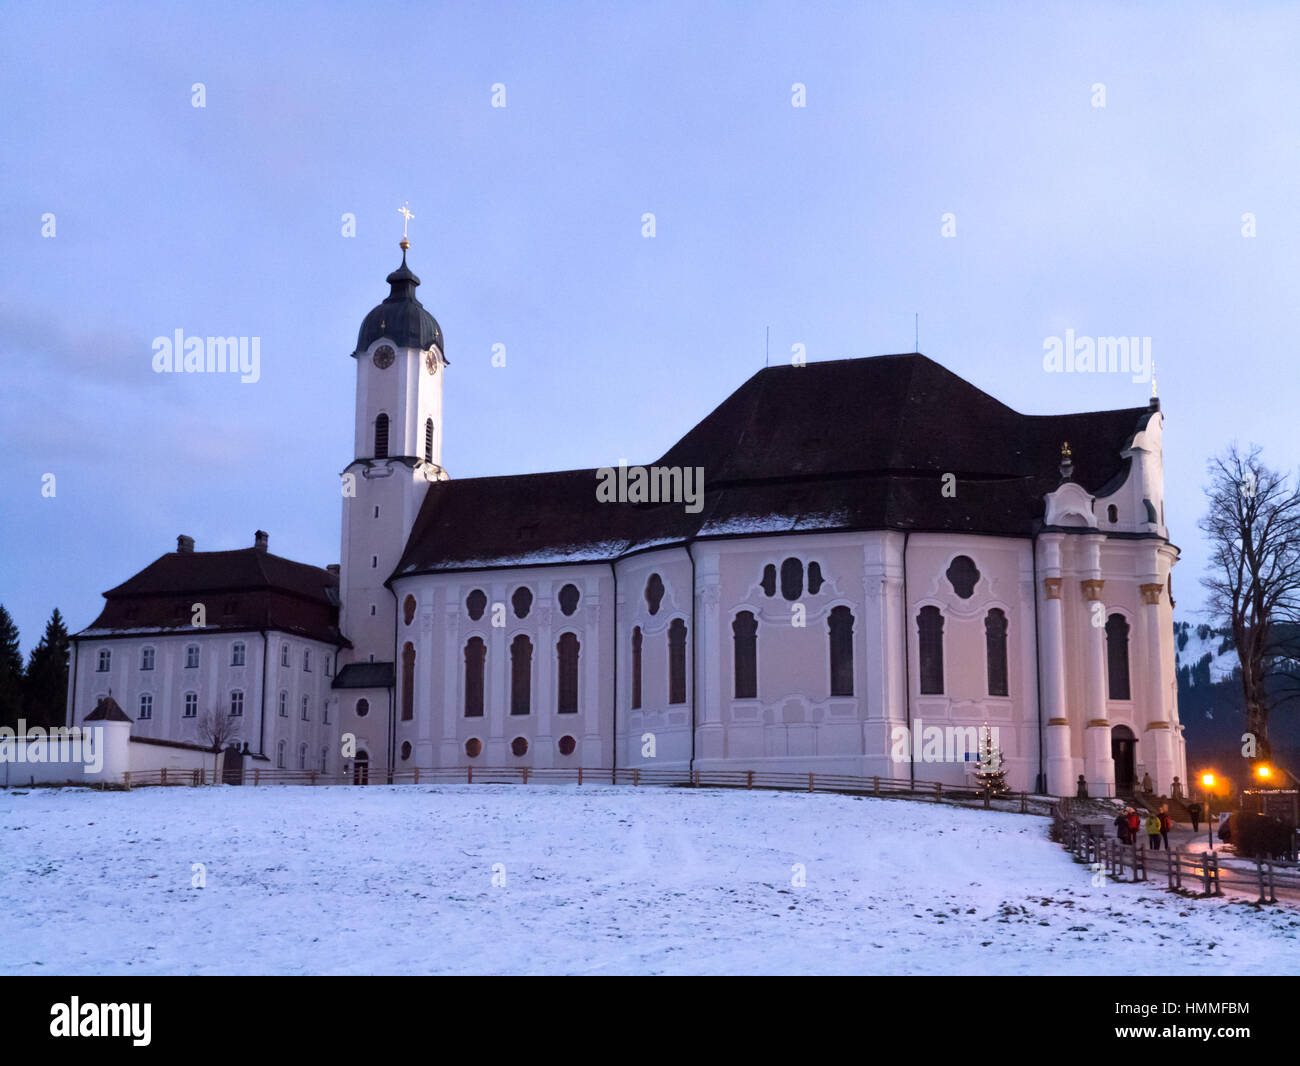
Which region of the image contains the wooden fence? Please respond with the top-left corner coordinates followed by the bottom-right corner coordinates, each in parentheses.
top-left (1052, 807), bottom-right (1300, 904)
top-left (115, 763), bottom-right (1041, 813)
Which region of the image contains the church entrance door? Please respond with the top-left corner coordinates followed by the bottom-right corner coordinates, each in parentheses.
top-left (353, 751), bottom-right (370, 785)
top-left (1111, 726), bottom-right (1136, 795)
top-left (221, 744), bottom-right (243, 785)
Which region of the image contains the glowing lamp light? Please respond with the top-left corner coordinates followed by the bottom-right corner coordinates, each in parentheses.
top-left (1201, 772), bottom-right (1215, 788)
top-left (1256, 765), bottom-right (1272, 780)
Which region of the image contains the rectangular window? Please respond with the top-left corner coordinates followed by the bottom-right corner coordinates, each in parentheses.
top-left (279, 692), bottom-right (288, 717)
top-left (140, 647), bottom-right (155, 671)
top-left (303, 649), bottom-right (311, 672)
top-left (230, 691), bottom-right (244, 717)
top-left (138, 693), bottom-right (152, 719)
top-left (184, 692), bottom-right (198, 718)
top-left (185, 645), bottom-right (200, 669)
top-left (301, 695), bottom-right (310, 721)
top-left (324, 655), bottom-right (332, 677)
top-left (231, 642), bottom-right (246, 667)
top-left (280, 644), bottom-right (290, 667)
top-left (97, 649), bottom-right (111, 672)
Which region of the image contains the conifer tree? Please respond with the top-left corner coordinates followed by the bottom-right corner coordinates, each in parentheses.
top-left (23, 608), bottom-right (69, 729)
top-left (0, 606), bottom-right (23, 730)
top-left (974, 724), bottom-right (1009, 806)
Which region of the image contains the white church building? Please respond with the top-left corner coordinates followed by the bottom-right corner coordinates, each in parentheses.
top-left (63, 241), bottom-right (1187, 798)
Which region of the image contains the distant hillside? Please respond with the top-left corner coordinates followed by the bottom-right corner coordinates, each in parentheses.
top-left (1174, 619), bottom-right (1300, 778)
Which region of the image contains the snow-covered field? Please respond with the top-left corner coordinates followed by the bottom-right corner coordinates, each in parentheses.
top-left (2, 784), bottom-right (1297, 975)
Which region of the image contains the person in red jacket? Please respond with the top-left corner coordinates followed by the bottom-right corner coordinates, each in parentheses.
top-left (1126, 808), bottom-right (1142, 844)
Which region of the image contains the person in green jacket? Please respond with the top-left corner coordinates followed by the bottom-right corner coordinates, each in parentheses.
top-left (1146, 811), bottom-right (1162, 850)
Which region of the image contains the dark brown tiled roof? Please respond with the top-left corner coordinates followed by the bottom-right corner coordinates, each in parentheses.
top-left (394, 354), bottom-right (1156, 577)
top-left (85, 695), bottom-right (131, 722)
top-left (78, 549), bottom-right (347, 646)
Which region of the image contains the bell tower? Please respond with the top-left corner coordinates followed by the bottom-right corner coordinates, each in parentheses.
top-left (338, 227), bottom-right (448, 671)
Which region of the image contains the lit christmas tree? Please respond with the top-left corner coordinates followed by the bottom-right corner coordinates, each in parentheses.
top-left (974, 724), bottom-right (1009, 804)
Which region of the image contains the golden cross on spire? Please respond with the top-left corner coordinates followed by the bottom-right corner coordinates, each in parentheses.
top-left (399, 202), bottom-right (414, 250)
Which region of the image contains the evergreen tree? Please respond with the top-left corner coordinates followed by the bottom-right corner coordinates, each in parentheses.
top-left (0, 606), bottom-right (23, 730)
top-left (23, 608), bottom-right (69, 729)
top-left (974, 724), bottom-right (1009, 805)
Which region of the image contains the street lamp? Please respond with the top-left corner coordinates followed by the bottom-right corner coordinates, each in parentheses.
top-left (1202, 772), bottom-right (1215, 850)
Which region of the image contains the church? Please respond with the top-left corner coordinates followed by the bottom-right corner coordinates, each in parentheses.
top-left (62, 238), bottom-right (1187, 798)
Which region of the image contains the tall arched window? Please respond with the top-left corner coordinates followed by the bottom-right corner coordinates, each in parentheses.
top-left (985, 608), bottom-right (1009, 697)
top-left (424, 418), bottom-right (434, 463)
top-left (277, 740), bottom-right (286, 769)
top-left (918, 606), bottom-right (944, 695)
top-left (668, 619), bottom-right (687, 705)
top-left (631, 626), bottom-right (643, 710)
top-left (298, 743), bottom-right (307, 770)
top-left (1106, 613), bottom-right (1131, 700)
top-left (780, 558), bottom-right (804, 600)
top-left (557, 632), bottom-right (580, 714)
top-left (464, 638), bottom-right (485, 717)
top-left (733, 611), bottom-right (758, 699)
top-left (466, 589), bottom-right (487, 621)
top-left (828, 606), bottom-right (854, 697)
top-left (510, 634), bottom-right (533, 715)
top-left (401, 642), bottom-right (416, 720)
top-left (374, 413), bottom-right (389, 458)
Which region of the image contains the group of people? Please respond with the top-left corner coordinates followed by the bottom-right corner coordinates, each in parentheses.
top-left (1115, 805), bottom-right (1173, 850)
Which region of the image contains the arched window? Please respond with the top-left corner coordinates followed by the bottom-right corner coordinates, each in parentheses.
top-left (645, 574), bottom-right (665, 615)
top-left (1107, 504), bottom-right (1118, 523)
top-left (918, 606), bottom-right (944, 695)
top-left (732, 611), bottom-right (757, 699)
top-left (780, 558), bottom-right (804, 600)
top-left (1106, 613), bottom-right (1131, 700)
top-left (464, 638), bottom-right (485, 717)
top-left (278, 691), bottom-right (288, 717)
top-left (424, 418), bottom-right (434, 463)
top-left (355, 697), bottom-right (370, 718)
top-left (320, 747), bottom-right (329, 772)
top-left (558, 583), bottom-right (580, 616)
top-left (277, 740), bottom-right (286, 769)
top-left (512, 587), bottom-right (533, 619)
top-left (668, 619), bottom-right (687, 705)
top-left (760, 564), bottom-right (777, 597)
top-left (985, 608), bottom-right (1009, 697)
top-left (510, 634), bottom-right (533, 715)
top-left (374, 413), bottom-right (389, 458)
top-left (298, 743), bottom-right (308, 770)
top-left (301, 694), bottom-right (310, 720)
top-left (401, 642), bottom-right (416, 720)
top-left (828, 606), bottom-right (854, 697)
top-left (466, 589), bottom-right (487, 621)
top-left (631, 626), bottom-right (643, 710)
top-left (403, 595), bottom-right (416, 625)
top-left (557, 632), bottom-right (580, 714)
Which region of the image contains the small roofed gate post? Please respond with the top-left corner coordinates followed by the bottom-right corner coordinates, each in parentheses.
top-left (221, 743), bottom-right (244, 785)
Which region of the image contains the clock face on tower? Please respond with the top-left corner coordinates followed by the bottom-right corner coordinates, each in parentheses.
top-left (425, 351), bottom-right (438, 375)
top-left (372, 345), bottom-right (395, 369)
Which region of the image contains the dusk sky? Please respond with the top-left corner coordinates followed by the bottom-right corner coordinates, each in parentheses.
top-left (2, 1), bottom-right (1298, 655)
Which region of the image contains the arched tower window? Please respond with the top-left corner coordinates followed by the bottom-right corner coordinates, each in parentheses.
top-left (424, 418), bottom-right (434, 463)
top-left (374, 413), bottom-right (389, 459)
top-left (780, 558), bottom-right (804, 600)
top-left (732, 611), bottom-right (757, 699)
top-left (1106, 614), bottom-right (1131, 700)
top-left (918, 606), bottom-right (945, 695)
top-left (828, 606), bottom-right (854, 697)
top-left (985, 608), bottom-right (1009, 697)
top-left (557, 632), bottom-right (580, 714)
top-left (464, 638), bottom-right (485, 717)
top-left (401, 642), bottom-right (416, 721)
top-left (631, 626), bottom-right (643, 710)
top-left (510, 634), bottom-right (533, 715)
top-left (668, 619), bottom-right (687, 705)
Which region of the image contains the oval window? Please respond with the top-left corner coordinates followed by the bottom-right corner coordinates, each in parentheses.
top-left (558, 735), bottom-right (577, 756)
top-left (466, 589), bottom-right (487, 621)
top-left (511, 736), bottom-right (529, 758)
top-left (558, 583), bottom-right (580, 616)
top-left (400, 741), bottom-right (412, 761)
top-left (355, 698), bottom-right (370, 718)
top-left (465, 737), bottom-right (482, 758)
top-left (512, 587), bottom-right (533, 619)
top-left (645, 574), bottom-right (665, 615)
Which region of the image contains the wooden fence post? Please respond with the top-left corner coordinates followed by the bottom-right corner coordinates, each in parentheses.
top-left (633, 768), bottom-right (640, 786)
top-left (310, 771), bottom-right (317, 786)
top-left (937, 782), bottom-right (944, 803)
top-left (161, 768), bottom-right (167, 787)
top-left (467, 765), bottom-right (472, 784)
top-left (522, 767), bottom-right (529, 785)
top-left (1020, 792), bottom-right (1028, 814)
top-left (693, 769), bottom-right (699, 787)
top-left (253, 768), bottom-right (259, 786)
top-left (747, 770), bottom-right (753, 790)
top-left (809, 773), bottom-right (815, 793)
top-left (413, 768), bottom-right (419, 785)
top-left (577, 766), bottom-right (583, 786)
top-left (873, 776), bottom-right (879, 797)
top-left (1202, 853), bottom-right (1213, 896)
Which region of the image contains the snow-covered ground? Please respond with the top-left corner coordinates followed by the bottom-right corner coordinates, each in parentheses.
top-left (2, 784), bottom-right (1297, 975)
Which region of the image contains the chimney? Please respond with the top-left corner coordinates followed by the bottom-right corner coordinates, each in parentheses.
top-left (177, 534), bottom-right (195, 554)
top-left (254, 530), bottom-right (269, 552)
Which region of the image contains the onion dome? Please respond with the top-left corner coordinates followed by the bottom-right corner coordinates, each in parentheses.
top-left (351, 246), bottom-right (444, 358)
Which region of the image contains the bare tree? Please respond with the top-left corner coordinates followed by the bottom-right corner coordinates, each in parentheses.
top-left (1199, 443), bottom-right (1300, 758)
top-left (196, 705), bottom-right (241, 783)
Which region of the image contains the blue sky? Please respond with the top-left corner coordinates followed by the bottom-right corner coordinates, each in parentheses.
top-left (1, 1), bottom-right (1298, 655)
